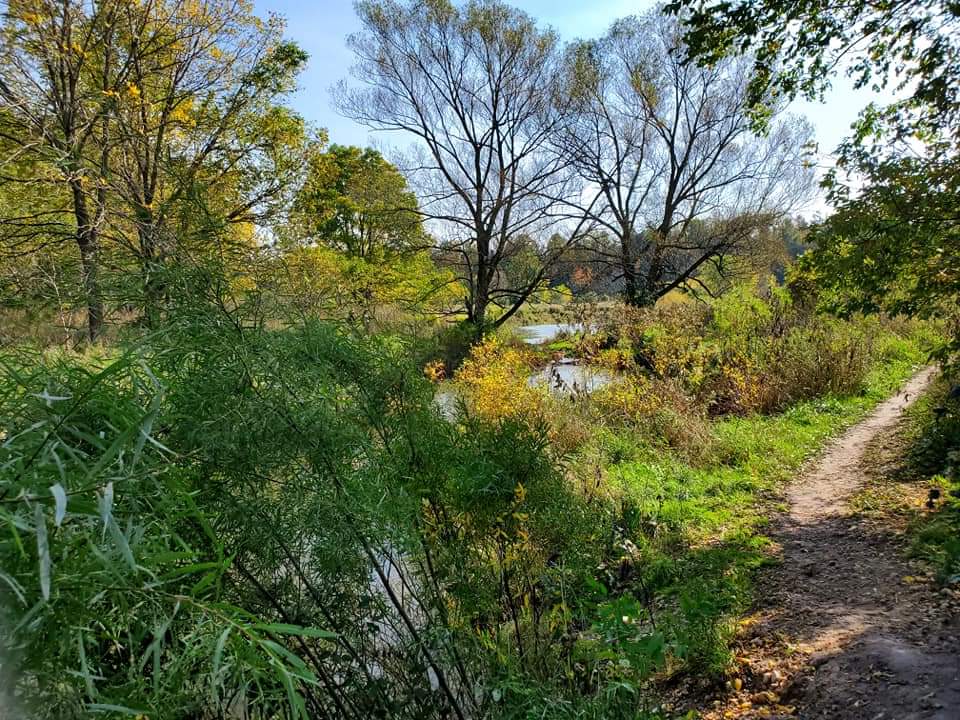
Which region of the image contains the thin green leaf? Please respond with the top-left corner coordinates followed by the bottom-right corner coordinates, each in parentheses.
top-left (108, 517), bottom-right (136, 570)
top-left (78, 631), bottom-right (96, 700)
top-left (34, 504), bottom-right (49, 601)
top-left (212, 627), bottom-right (231, 679)
top-left (86, 703), bottom-right (150, 715)
top-left (0, 570), bottom-right (26, 606)
top-left (254, 622), bottom-right (336, 639)
top-left (278, 667), bottom-right (307, 720)
top-left (50, 483), bottom-right (67, 527)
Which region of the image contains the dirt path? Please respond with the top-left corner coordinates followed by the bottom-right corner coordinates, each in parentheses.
top-left (691, 367), bottom-right (960, 720)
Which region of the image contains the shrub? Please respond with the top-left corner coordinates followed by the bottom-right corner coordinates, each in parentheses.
top-left (456, 337), bottom-right (599, 456)
top-left (455, 336), bottom-right (544, 422)
top-left (903, 376), bottom-right (960, 584)
top-left (5, 311), bottom-right (671, 718)
top-left (619, 284), bottom-right (889, 415)
top-left (590, 376), bottom-right (716, 463)
top-left (762, 319), bottom-right (873, 408)
top-left (0, 348), bottom-right (329, 718)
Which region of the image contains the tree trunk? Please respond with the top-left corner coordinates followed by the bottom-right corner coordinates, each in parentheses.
top-left (77, 233), bottom-right (104, 342)
top-left (633, 226), bottom-right (668, 308)
top-left (70, 182), bottom-right (104, 342)
top-left (138, 221), bottom-right (164, 328)
top-left (470, 296), bottom-right (488, 340)
top-left (620, 231), bottom-right (641, 307)
top-left (471, 232), bottom-right (492, 339)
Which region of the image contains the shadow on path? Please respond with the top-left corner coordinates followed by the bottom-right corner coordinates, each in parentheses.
top-left (689, 367), bottom-right (960, 719)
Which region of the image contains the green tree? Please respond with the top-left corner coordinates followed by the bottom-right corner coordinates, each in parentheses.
top-left (0, 0), bottom-right (123, 340)
top-left (799, 156), bottom-right (959, 356)
top-left (667, 0), bottom-right (960, 134)
top-left (293, 144), bottom-right (424, 258)
top-left (0, 0), bottom-right (308, 335)
top-left (668, 0), bottom-right (960, 354)
top-left (104, 1), bottom-right (307, 325)
top-left (282, 143), bottom-right (460, 326)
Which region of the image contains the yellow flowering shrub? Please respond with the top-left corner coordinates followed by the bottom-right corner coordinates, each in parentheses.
top-left (608, 304), bottom-right (715, 391)
top-left (454, 337), bottom-right (545, 423)
top-left (423, 359), bottom-right (446, 382)
top-left (590, 374), bottom-right (659, 422)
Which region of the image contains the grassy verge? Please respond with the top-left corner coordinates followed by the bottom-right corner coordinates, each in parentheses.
top-left (597, 348), bottom-right (929, 676)
top-left (853, 374), bottom-right (960, 585)
top-left (444, 293), bottom-right (939, 714)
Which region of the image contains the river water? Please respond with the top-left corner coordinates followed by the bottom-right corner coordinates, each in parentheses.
top-left (434, 324), bottom-right (612, 418)
top-left (517, 323), bottom-right (584, 345)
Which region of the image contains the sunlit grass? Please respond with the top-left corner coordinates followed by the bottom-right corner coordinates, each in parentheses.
top-left (595, 345), bottom-right (929, 673)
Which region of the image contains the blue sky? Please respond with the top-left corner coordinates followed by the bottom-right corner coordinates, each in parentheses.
top-left (255, 0), bottom-right (890, 212)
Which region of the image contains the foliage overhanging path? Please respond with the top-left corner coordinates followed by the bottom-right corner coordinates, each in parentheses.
top-left (693, 366), bottom-right (960, 720)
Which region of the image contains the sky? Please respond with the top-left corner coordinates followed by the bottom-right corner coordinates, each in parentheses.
top-left (254, 0), bottom-right (891, 215)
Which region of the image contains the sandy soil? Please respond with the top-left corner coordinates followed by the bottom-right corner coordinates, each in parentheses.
top-left (686, 367), bottom-right (960, 719)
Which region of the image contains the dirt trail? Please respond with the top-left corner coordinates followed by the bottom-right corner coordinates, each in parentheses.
top-left (691, 367), bottom-right (960, 720)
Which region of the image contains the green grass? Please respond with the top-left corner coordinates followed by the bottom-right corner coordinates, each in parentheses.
top-left (894, 377), bottom-right (960, 584)
top-left (596, 348), bottom-right (929, 675)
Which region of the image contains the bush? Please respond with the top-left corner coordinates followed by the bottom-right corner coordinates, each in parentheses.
top-left (590, 376), bottom-right (716, 463)
top-left (903, 376), bottom-right (960, 584)
top-left (0, 347), bottom-right (324, 718)
top-left (454, 337), bottom-right (595, 455)
top-left (582, 282), bottom-right (909, 417)
top-left (2, 312), bottom-right (661, 718)
top-left (455, 336), bottom-right (543, 422)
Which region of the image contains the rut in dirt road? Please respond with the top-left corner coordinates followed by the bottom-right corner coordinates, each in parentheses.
top-left (694, 367), bottom-right (960, 720)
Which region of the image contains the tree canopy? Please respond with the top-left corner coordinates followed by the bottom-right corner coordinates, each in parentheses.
top-left (292, 144), bottom-right (424, 258)
top-left (0, 0), bottom-right (308, 337)
top-left (668, 0), bottom-right (960, 355)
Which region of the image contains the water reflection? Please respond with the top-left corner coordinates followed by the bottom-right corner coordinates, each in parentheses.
top-left (527, 359), bottom-right (612, 394)
top-left (517, 323), bottom-right (584, 345)
top-left (434, 387), bottom-right (459, 420)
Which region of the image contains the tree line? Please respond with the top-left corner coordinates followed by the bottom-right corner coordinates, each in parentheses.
top-left (1, 0), bottom-right (815, 343)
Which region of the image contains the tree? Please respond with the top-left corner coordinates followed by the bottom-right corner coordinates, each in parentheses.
top-left (799, 155), bottom-right (960, 359)
top-left (0, 115), bottom-right (78, 334)
top-left (0, 0), bottom-right (308, 336)
top-left (336, 0), bottom-right (586, 337)
top-left (555, 11), bottom-right (813, 306)
top-left (0, 0), bottom-right (125, 340)
top-left (282, 143), bottom-right (460, 326)
top-left (666, 0), bottom-right (960, 136)
top-left (292, 144), bottom-right (424, 258)
top-left (104, 0), bottom-right (306, 325)
top-left (668, 0), bottom-right (960, 354)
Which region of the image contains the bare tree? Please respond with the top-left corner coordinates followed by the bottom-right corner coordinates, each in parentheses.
top-left (555, 11), bottom-right (814, 306)
top-left (336, 0), bottom-right (588, 337)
